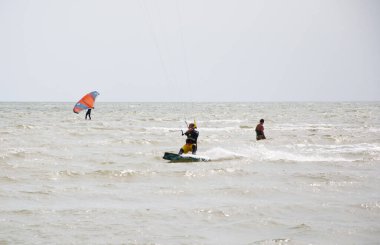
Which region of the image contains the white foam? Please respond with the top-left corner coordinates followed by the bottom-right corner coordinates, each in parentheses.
top-left (203, 147), bottom-right (246, 161)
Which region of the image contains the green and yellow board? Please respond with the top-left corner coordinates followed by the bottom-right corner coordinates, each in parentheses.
top-left (163, 152), bottom-right (210, 163)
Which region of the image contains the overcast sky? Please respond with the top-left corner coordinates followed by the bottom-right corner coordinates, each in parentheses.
top-left (1, 0), bottom-right (379, 102)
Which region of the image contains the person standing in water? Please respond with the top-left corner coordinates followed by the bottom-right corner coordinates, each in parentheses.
top-left (179, 123), bottom-right (199, 155)
top-left (255, 119), bottom-right (266, 140)
top-left (85, 108), bottom-right (92, 120)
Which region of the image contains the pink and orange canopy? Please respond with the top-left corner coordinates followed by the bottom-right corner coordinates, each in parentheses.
top-left (73, 91), bottom-right (99, 114)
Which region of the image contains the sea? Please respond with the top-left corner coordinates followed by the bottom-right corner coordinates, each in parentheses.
top-left (0, 102), bottom-right (379, 244)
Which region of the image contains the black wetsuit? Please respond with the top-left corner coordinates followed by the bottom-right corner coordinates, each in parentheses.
top-left (185, 129), bottom-right (199, 144)
top-left (179, 129), bottom-right (199, 155)
top-left (85, 109), bottom-right (92, 120)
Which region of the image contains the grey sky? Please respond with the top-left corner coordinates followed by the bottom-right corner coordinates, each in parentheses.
top-left (1, 0), bottom-right (379, 102)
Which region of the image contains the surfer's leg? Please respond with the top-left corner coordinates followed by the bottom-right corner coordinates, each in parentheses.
top-left (257, 135), bottom-right (265, 140)
top-left (178, 148), bottom-right (184, 155)
top-left (192, 144), bottom-right (197, 155)
top-left (180, 144), bottom-right (192, 154)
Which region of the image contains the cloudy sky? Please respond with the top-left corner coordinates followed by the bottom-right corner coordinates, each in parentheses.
top-left (1, 0), bottom-right (379, 102)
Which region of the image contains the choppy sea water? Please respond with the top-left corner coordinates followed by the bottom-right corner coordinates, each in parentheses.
top-left (0, 102), bottom-right (379, 244)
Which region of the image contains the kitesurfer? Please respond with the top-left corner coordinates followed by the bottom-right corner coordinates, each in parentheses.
top-left (85, 108), bottom-right (92, 120)
top-left (179, 123), bottom-right (199, 155)
top-left (255, 119), bottom-right (266, 140)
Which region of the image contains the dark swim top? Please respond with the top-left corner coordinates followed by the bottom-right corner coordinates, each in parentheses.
top-left (185, 130), bottom-right (199, 144)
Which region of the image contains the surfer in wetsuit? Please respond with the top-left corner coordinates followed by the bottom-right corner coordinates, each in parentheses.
top-left (85, 108), bottom-right (92, 120)
top-left (255, 119), bottom-right (266, 140)
top-left (179, 123), bottom-right (199, 155)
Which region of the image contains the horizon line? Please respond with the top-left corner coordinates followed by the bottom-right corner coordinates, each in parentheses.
top-left (0, 100), bottom-right (379, 103)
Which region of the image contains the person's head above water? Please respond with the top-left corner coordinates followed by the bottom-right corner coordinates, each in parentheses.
top-left (260, 119), bottom-right (264, 124)
top-left (189, 123), bottom-right (195, 129)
